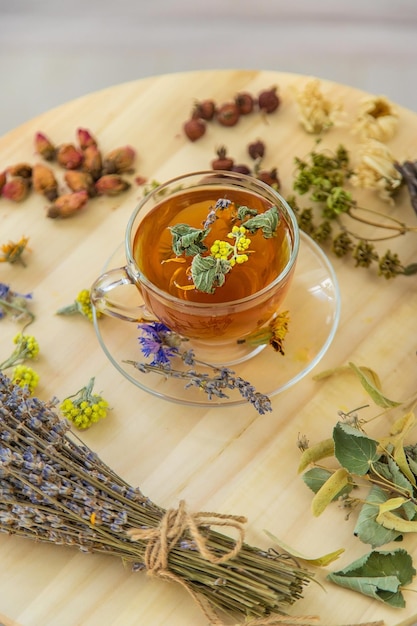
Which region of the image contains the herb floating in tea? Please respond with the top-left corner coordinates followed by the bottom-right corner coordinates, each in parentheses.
top-left (0, 373), bottom-right (313, 624)
top-left (0, 283), bottom-right (34, 326)
top-left (125, 322), bottom-right (276, 414)
top-left (289, 142), bottom-right (417, 278)
top-left (169, 197), bottom-right (279, 294)
top-left (298, 362), bottom-right (417, 605)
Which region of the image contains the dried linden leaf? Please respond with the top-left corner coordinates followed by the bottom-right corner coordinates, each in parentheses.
top-left (264, 529), bottom-right (344, 566)
top-left (297, 437), bottom-right (335, 473)
top-left (311, 467), bottom-right (350, 517)
top-left (333, 422), bottom-right (380, 475)
top-left (349, 362), bottom-right (401, 408)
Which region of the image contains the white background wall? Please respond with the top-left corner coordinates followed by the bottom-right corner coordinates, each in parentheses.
top-left (1, 0), bottom-right (417, 136)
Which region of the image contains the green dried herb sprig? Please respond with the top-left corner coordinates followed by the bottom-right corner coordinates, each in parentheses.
top-left (289, 144), bottom-right (417, 278)
top-left (0, 373), bottom-right (312, 623)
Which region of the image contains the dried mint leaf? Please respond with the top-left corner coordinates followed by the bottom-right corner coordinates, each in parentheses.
top-left (333, 422), bottom-right (380, 475)
top-left (327, 548), bottom-right (415, 607)
top-left (190, 254), bottom-right (231, 294)
top-left (236, 205), bottom-right (259, 220)
top-left (169, 224), bottom-right (209, 256)
top-left (242, 205), bottom-right (279, 238)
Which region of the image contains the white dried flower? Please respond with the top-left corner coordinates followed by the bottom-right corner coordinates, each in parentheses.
top-left (350, 139), bottom-right (402, 202)
top-left (293, 78), bottom-right (343, 134)
top-left (352, 95), bottom-right (399, 142)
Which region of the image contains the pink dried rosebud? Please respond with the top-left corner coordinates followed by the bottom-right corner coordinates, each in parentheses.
top-left (64, 170), bottom-right (96, 197)
top-left (102, 146), bottom-right (136, 174)
top-left (56, 143), bottom-right (84, 170)
top-left (34, 132), bottom-right (56, 161)
top-left (7, 163), bottom-right (33, 179)
top-left (2, 177), bottom-right (31, 202)
top-left (82, 144), bottom-right (103, 180)
top-left (32, 163), bottom-right (59, 201)
top-left (47, 190), bottom-right (89, 219)
top-left (0, 170), bottom-right (6, 193)
top-left (76, 127), bottom-right (98, 150)
top-left (95, 174), bottom-right (131, 196)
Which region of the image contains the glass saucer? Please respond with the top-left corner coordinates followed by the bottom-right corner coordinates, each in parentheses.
top-left (92, 232), bottom-right (341, 408)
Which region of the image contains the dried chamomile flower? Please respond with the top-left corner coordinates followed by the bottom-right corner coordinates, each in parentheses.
top-left (12, 364), bottom-right (39, 393)
top-left (293, 78), bottom-right (343, 134)
top-left (0, 236), bottom-right (30, 266)
top-left (350, 139), bottom-right (402, 202)
top-left (352, 95), bottom-right (399, 142)
top-left (57, 288), bottom-right (101, 322)
top-left (60, 377), bottom-right (109, 429)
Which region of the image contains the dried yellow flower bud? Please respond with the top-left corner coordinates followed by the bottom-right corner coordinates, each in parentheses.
top-left (293, 78), bottom-right (343, 134)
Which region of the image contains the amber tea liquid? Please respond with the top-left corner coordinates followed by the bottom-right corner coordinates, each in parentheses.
top-left (132, 185), bottom-right (296, 350)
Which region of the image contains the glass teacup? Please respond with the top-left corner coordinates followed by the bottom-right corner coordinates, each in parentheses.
top-left (90, 171), bottom-right (300, 364)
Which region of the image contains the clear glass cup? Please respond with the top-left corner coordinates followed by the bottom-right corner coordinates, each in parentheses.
top-left (90, 171), bottom-right (300, 364)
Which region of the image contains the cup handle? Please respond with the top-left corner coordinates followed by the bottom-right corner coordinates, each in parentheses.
top-left (90, 266), bottom-right (150, 323)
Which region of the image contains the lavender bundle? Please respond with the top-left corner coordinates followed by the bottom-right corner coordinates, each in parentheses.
top-left (0, 373), bottom-right (312, 624)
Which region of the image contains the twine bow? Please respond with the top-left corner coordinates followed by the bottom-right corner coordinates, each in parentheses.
top-left (127, 500), bottom-right (319, 626)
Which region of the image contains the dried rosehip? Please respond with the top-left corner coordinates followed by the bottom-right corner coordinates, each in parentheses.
top-left (77, 127), bottom-right (98, 150)
top-left (7, 163), bottom-right (32, 179)
top-left (258, 86), bottom-right (280, 114)
top-left (34, 132), bottom-right (56, 161)
top-left (231, 164), bottom-right (252, 175)
top-left (56, 143), bottom-right (84, 170)
top-left (95, 174), bottom-right (131, 196)
top-left (47, 190), bottom-right (89, 218)
top-left (248, 140), bottom-right (265, 160)
top-left (193, 99), bottom-right (216, 121)
top-left (183, 117), bottom-right (206, 141)
top-left (211, 146), bottom-right (234, 171)
top-left (2, 177), bottom-right (31, 202)
top-left (102, 146), bottom-right (136, 175)
top-left (32, 163), bottom-right (59, 201)
top-left (257, 168), bottom-right (280, 188)
top-left (64, 170), bottom-right (96, 197)
top-left (216, 102), bottom-right (240, 127)
top-left (235, 92), bottom-right (255, 115)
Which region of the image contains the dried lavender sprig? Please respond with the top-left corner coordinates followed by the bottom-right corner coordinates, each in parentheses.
top-left (0, 373), bottom-right (310, 620)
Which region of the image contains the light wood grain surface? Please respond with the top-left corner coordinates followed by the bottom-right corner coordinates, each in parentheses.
top-left (0, 69), bottom-right (416, 626)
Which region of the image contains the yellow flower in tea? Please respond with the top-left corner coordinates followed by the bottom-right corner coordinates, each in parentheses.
top-left (293, 78), bottom-right (343, 134)
top-left (350, 139), bottom-right (402, 202)
top-left (352, 95), bottom-right (398, 142)
top-left (0, 236), bottom-right (30, 266)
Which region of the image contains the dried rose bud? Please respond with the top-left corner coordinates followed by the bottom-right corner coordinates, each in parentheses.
top-left (0, 170), bottom-right (6, 193)
top-left (235, 92), bottom-right (255, 115)
top-left (82, 144), bottom-right (103, 180)
top-left (2, 177), bottom-right (31, 202)
top-left (47, 190), bottom-right (89, 219)
top-left (7, 163), bottom-right (33, 179)
top-left (76, 127), bottom-right (98, 150)
top-left (183, 117), bottom-right (206, 141)
top-left (34, 131), bottom-right (56, 161)
top-left (211, 146), bottom-right (234, 171)
top-left (258, 86), bottom-right (280, 114)
top-left (248, 140), bottom-right (265, 160)
top-left (64, 170), bottom-right (96, 196)
top-left (95, 174), bottom-right (131, 196)
top-left (102, 146), bottom-right (136, 175)
top-left (231, 164), bottom-right (252, 175)
top-left (56, 143), bottom-right (84, 170)
top-left (32, 163), bottom-right (59, 201)
top-left (134, 174), bottom-right (148, 186)
top-left (216, 102), bottom-right (240, 127)
top-left (192, 99), bottom-right (216, 121)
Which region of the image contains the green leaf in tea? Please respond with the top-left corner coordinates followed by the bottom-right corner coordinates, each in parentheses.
top-left (236, 205), bottom-right (259, 220)
top-left (169, 224), bottom-right (209, 256)
top-left (327, 549), bottom-right (416, 607)
top-left (333, 422), bottom-right (380, 475)
top-left (190, 254), bottom-right (231, 294)
top-left (242, 205), bottom-right (280, 238)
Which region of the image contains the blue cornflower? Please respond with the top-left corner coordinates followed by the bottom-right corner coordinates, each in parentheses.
top-left (137, 322), bottom-right (179, 367)
top-left (0, 283), bottom-right (10, 299)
